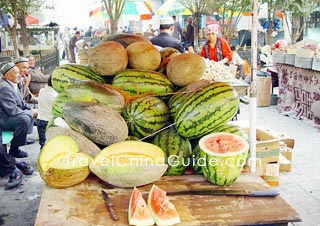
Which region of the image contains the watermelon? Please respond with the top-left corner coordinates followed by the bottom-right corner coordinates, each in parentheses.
top-left (167, 87), bottom-right (187, 119)
top-left (52, 91), bottom-right (72, 118)
top-left (122, 96), bottom-right (170, 139)
top-left (128, 187), bottom-right (155, 226)
top-left (199, 132), bottom-right (249, 186)
top-left (51, 64), bottom-right (105, 93)
top-left (148, 184), bottom-right (180, 225)
top-left (174, 82), bottom-right (239, 139)
top-left (112, 69), bottom-right (174, 98)
top-left (213, 124), bottom-right (248, 140)
top-left (152, 127), bottom-right (192, 176)
top-left (191, 144), bottom-right (203, 174)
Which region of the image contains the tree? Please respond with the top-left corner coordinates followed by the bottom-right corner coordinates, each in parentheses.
top-left (101, 0), bottom-right (126, 34)
top-left (0, 0), bottom-right (43, 57)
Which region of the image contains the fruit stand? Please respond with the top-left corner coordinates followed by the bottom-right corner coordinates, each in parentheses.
top-left (35, 33), bottom-right (302, 225)
top-left (34, 174), bottom-right (301, 225)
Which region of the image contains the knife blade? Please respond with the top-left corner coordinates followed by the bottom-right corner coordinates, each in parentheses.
top-left (166, 189), bottom-right (279, 197)
top-left (101, 190), bottom-right (119, 221)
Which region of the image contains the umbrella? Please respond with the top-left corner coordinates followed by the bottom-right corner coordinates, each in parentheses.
top-left (156, 0), bottom-right (191, 16)
top-left (26, 15), bottom-right (39, 25)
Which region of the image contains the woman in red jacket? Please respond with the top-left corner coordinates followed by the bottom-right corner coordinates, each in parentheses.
top-left (200, 24), bottom-right (232, 65)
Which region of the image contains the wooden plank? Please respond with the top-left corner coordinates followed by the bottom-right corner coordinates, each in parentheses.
top-left (35, 173), bottom-right (301, 226)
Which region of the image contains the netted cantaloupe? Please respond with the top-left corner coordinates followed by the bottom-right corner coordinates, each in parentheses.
top-left (126, 41), bottom-right (161, 71)
top-left (166, 53), bottom-right (206, 87)
top-left (102, 33), bottom-right (151, 48)
top-left (88, 41), bottom-right (128, 76)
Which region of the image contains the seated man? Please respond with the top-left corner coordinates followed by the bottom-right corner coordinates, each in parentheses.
top-left (26, 54), bottom-right (50, 96)
top-left (14, 57), bottom-right (37, 103)
top-left (0, 63), bottom-right (38, 158)
top-left (0, 128), bottom-right (34, 189)
top-left (150, 17), bottom-right (185, 53)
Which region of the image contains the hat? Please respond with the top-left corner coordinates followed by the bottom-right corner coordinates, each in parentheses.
top-left (160, 17), bottom-right (174, 25)
top-left (0, 62), bottom-right (15, 75)
top-left (14, 57), bottom-right (28, 64)
top-left (206, 24), bottom-right (220, 35)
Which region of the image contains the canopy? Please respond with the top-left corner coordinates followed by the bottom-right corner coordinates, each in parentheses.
top-left (26, 15), bottom-right (39, 25)
top-left (156, 0), bottom-right (191, 16)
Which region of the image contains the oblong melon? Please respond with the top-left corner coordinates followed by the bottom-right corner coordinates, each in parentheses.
top-left (62, 102), bottom-right (128, 146)
top-left (90, 141), bottom-right (167, 187)
top-left (199, 132), bottom-right (249, 186)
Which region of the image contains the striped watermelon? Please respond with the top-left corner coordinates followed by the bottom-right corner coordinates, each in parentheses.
top-left (213, 124), bottom-right (248, 140)
top-left (199, 132), bottom-right (249, 186)
top-left (51, 64), bottom-right (105, 92)
top-left (52, 91), bottom-right (72, 118)
top-left (191, 145), bottom-right (203, 174)
top-left (174, 82), bottom-right (239, 139)
top-left (122, 96), bottom-right (170, 139)
top-left (167, 87), bottom-right (187, 119)
top-left (112, 69), bottom-right (174, 98)
top-left (152, 127), bottom-right (192, 176)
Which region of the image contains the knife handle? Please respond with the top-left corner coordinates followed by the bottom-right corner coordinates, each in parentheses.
top-left (108, 205), bottom-right (119, 221)
top-left (249, 190), bottom-right (280, 197)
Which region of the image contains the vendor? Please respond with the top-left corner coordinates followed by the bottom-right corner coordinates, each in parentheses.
top-left (27, 54), bottom-right (50, 96)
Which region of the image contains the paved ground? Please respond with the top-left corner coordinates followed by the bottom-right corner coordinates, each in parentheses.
top-left (0, 103), bottom-right (319, 226)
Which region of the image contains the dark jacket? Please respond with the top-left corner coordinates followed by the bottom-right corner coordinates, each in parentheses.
top-left (150, 32), bottom-right (184, 53)
top-left (186, 23), bottom-right (195, 42)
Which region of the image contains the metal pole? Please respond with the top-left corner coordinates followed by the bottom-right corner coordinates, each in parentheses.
top-left (249, 0), bottom-right (258, 173)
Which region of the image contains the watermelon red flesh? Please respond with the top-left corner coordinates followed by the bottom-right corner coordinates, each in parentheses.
top-left (204, 133), bottom-right (245, 154)
top-left (199, 132), bottom-right (249, 186)
top-left (148, 185), bottom-right (180, 225)
top-left (129, 187), bottom-right (154, 226)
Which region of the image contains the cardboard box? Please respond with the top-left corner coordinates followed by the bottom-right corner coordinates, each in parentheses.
top-left (294, 57), bottom-right (313, 69)
top-left (244, 163), bottom-right (280, 186)
top-left (272, 52), bottom-right (286, 63)
top-left (284, 54), bottom-right (295, 65)
top-left (256, 76), bottom-right (272, 107)
top-left (312, 57), bottom-right (320, 71)
top-left (279, 151), bottom-right (292, 172)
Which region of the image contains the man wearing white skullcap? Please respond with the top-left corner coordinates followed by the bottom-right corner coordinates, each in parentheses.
top-left (150, 16), bottom-right (184, 53)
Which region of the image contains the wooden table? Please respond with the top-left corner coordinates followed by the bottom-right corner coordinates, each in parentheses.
top-left (35, 173), bottom-right (301, 226)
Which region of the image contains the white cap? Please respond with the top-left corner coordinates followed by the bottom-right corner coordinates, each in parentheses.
top-left (160, 17), bottom-right (174, 25)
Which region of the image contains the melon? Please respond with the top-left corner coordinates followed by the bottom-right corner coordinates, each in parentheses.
top-left (128, 187), bottom-right (155, 226)
top-left (157, 47), bottom-right (181, 73)
top-left (166, 53), bottom-right (206, 87)
top-left (199, 132), bottom-right (249, 186)
top-left (88, 41), bottom-right (128, 76)
top-left (89, 141), bottom-right (168, 187)
top-left (102, 33), bottom-right (151, 48)
top-left (148, 184), bottom-right (181, 225)
top-left (38, 135), bottom-right (92, 188)
top-left (126, 41), bottom-right (161, 70)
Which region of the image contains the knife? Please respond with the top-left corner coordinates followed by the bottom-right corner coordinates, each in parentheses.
top-left (166, 189), bottom-right (279, 197)
top-left (101, 190), bottom-right (119, 221)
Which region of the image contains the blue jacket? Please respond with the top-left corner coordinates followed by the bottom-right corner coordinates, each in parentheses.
top-left (150, 32), bottom-right (184, 53)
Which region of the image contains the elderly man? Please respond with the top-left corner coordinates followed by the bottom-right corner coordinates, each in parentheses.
top-left (0, 62), bottom-right (38, 158)
top-left (150, 17), bottom-right (185, 53)
top-left (14, 57), bottom-right (37, 103)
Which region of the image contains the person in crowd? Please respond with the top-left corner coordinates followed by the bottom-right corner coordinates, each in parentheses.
top-left (27, 54), bottom-right (50, 96)
top-left (172, 15), bottom-right (183, 42)
top-left (200, 24), bottom-right (233, 65)
top-left (36, 75), bottom-right (58, 150)
top-left (0, 128), bottom-right (34, 189)
top-left (150, 17), bottom-right (184, 53)
top-left (185, 17), bottom-right (195, 50)
top-left (230, 46), bottom-right (246, 79)
top-left (61, 27), bottom-right (70, 61)
top-left (14, 57), bottom-right (37, 103)
top-left (0, 63), bottom-right (38, 158)
top-left (69, 31), bottom-right (81, 63)
top-left (84, 26), bottom-right (93, 38)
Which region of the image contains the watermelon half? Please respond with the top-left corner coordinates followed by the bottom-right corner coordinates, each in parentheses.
top-left (199, 132), bottom-right (249, 186)
top-left (128, 187), bottom-right (155, 226)
top-left (148, 184), bottom-right (180, 225)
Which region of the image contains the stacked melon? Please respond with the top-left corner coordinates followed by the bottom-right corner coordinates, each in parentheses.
top-left (41, 33), bottom-right (247, 191)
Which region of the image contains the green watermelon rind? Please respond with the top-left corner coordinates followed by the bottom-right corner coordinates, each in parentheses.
top-left (199, 132), bottom-right (249, 186)
top-left (174, 82), bottom-right (240, 139)
top-left (152, 127), bottom-right (192, 176)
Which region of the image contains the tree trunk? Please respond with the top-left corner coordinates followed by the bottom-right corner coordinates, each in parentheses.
top-left (110, 19), bottom-right (118, 34)
top-left (11, 28), bottom-right (20, 57)
top-left (18, 14), bottom-right (30, 55)
top-left (266, 18), bottom-right (273, 46)
top-left (193, 13), bottom-right (201, 52)
top-left (296, 17), bottom-right (304, 42)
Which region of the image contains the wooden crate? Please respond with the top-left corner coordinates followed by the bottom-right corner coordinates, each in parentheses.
top-left (272, 52), bottom-right (286, 64)
top-left (312, 57), bottom-right (320, 71)
top-left (294, 57), bottom-right (313, 69)
top-left (284, 54), bottom-right (295, 65)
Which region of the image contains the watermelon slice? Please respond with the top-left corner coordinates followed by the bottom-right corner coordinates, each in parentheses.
top-left (148, 185), bottom-right (180, 225)
top-left (128, 187), bottom-right (155, 226)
